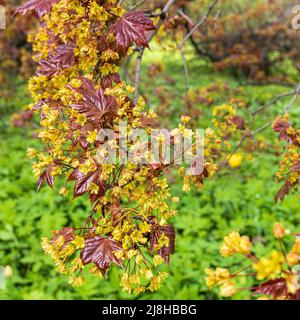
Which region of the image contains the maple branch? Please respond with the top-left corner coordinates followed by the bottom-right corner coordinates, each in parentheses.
top-left (178, 0), bottom-right (218, 50)
top-left (223, 82), bottom-right (300, 167)
top-left (176, 0), bottom-right (218, 104)
top-left (177, 8), bottom-right (194, 27)
top-left (179, 46), bottom-right (189, 98)
top-left (134, 47), bottom-right (144, 103)
top-left (284, 83), bottom-right (300, 114)
top-left (130, 0), bottom-right (145, 11)
top-left (133, 0), bottom-right (175, 101)
top-left (252, 86), bottom-right (300, 116)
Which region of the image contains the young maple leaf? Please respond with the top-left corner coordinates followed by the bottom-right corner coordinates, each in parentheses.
top-left (273, 117), bottom-right (290, 142)
top-left (51, 227), bottom-right (75, 247)
top-left (231, 115), bottom-right (245, 130)
top-left (71, 77), bottom-right (118, 126)
top-left (81, 235), bottom-right (123, 275)
top-left (37, 59), bottom-right (58, 77)
top-left (52, 42), bottom-right (76, 69)
top-left (15, 0), bottom-right (59, 17)
top-left (68, 165), bottom-right (102, 198)
top-left (255, 278), bottom-right (288, 299)
top-left (150, 224), bottom-right (175, 265)
top-left (111, 11), bottom-right (156, 51)
top-left (37, 43), bottom-right (76, 77)
top-left (274, 181), bottom-right (292, 203)
top-left (37, 163), bottom-right (56, 191)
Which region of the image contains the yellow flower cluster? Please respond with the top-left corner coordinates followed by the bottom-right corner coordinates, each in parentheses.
top-left (220, 231), bottom-right (252, 257)
top-left (287, 239), bottom-right (300, 266)
top-left (204, 268), bottom-right (236, 297)
top-left (24, 0), bottom-right (216, 294)
top-left (207, 225), bottom-right (300, 300)
top-left (253, 250), bottom-right (283, 280)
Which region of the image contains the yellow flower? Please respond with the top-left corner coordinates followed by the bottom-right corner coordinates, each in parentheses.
top-left (145, 269), bottom-right (153, 279)
top-left (101, 49), bottom-right (119, 62)
top-left (284, 272), bottom-right (300, 294)
top-left (180, 115), bottom-right (191, 124)
top-left (286, 239), bottom-right (300, 266)
top-left (69, 258), bottom-right (83, 273)
top-left (69, 276), bottom-right (85, 287)
top-left (59, 187), bottom-right (68, 197)
top-left (89, 265), bottom-right (103, 278)
top-left (273, 223), bottom-right (285, 239)
top-left (204, 267), bottom-right (231, 289)
top-left (59, 244), bottom-right (76, 260)
top-left (153, 255), bottom-right (164, 267)
top-left (228, 153), bottom-right (243, 168)
top-left (86, 129), bottom-right (98, 144)
top-left (172, 197), bottom-right (180, 203)
top-left (88, 182), bottom-right (99, 194)
top-left (27, 148), bottom-right (36, 158)
top-left (204, 268), bottom-right (216, 289)
top-left (253, 250), bottom-right (283, 280)
top-left (121, 272), bottom-right (131, 293)
top-left (220, 231), bottom-right (251, 257)
top-left (220, 280), bottom-right (236, 297)
top-left (71, 235), bottom-right (85, 249)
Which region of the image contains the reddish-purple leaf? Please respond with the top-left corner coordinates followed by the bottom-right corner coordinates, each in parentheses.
top-left (37, 59), bottom-right (58, 77)
top-left (16, 0), bottom-right (59, 17)
top-left (71, 77), bottom-right (118, 126)
top-left (274, 182), bottom-right (291, 203)
top-left (89, 182), bottom-right (109, 209)
top-left (68, 165), bottom-right (102, 198)
top-left (37, 169), bottom-right (54, 191)
top-left (81, 235), bottom-right (123, 275)
top-left (111, 11), bottom-right (155, 51)
top-left (231, 115), bottom-right (245, 130)
top-left (52, 42), bottom-right (76, 69)
top-left (52, 227), bottom-right (75, 247)
top-left (101, 73), bottom-right (121, 89)
top-left (255, 278), bottom-right (288, 299)
top-left (37, 43), bottom-right (76, 77)
top-left (292, 162), bottom-right (300, 172)
top-left (273, 117), bottom-right (290, 141)
top-left (150, 224), bottom-right (175, 264)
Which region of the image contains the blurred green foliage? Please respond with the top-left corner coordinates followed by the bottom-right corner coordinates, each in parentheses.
top-left (0, 50), bottom-right (300, 300)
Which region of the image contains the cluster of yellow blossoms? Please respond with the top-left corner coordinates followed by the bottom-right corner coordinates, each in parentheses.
top-left (219, 231), bottom-right (252, 257)
top-left (272, 115), bottom-right (300, 202)
top-left (206, 224), bottom-right (300, 299)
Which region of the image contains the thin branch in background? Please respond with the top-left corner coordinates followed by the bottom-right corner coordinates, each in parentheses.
top-left (177, 0), bottom-right (218, 103)
top-left (178, 0), bottom-right (218, 50)
top-left (123, 53), bottom-right (133, 82)
top-left (253, 84), bottom-right (300, 116)
top-left (239, 80), bottom-right (295, 88)
top-left (118, 0), bottom-right (126, 6)
top-left (133, 48), bottom-right (144, 103)
top-left (284, 83), bottom-right (300, 114)
top-left (177, 9), bottom-right (194, 27)
top-left (130, 0), bottom-right (145, 11)
top-left (179, 46), bottom-right (189, 99)
top-left (147, 0), bottom-right (175, 42)
top-left (213, 7), bottom-right (221, 31)
top-left (133, 0), bottom-right (175, 101)
top-left (223, 82), bottom-right (300, 166)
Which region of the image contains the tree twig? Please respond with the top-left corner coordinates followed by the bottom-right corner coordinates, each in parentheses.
top-left (223, 82), bottom-right (300, 166)
top-left (179, 46), bottom-right (189, 99)
top-left (133, 0), bottom-right (175, 101)
top-left (130, 0), bottom-right (145, 11)
top-left (178, 0), bottom-right (218, 50)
